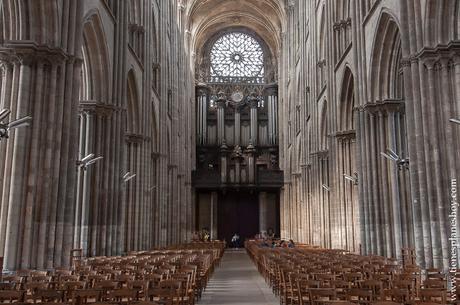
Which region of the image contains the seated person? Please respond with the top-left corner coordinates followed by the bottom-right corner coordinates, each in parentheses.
top-left (267, 228), bottom-right (275, 239)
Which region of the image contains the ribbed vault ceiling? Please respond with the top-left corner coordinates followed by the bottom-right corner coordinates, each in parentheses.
top-left (185, 0), bottom-right (286, 59)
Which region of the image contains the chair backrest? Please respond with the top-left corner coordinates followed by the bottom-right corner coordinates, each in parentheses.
top-left (159, 280), bottom-right (182, 291)
top-left (419, 288), bottom-right (447, 303)
top-left (32, 289), bottom-right (64, 303)
top-left (60, 275), bottom-right (80, 282)
top-left (309, 288), bottom-right (337, 302)
top-left (382, 288), bottom-right (410, 303)
top-left (94, 280), bottom-right (118, 290)
top-left (62, 281), bottom-right (86, 290)
top-left (127, 279), bottom-right (147, 290)
top-left (346, 288), bottom-right (374, 302)
top-left (423, 279), bottom-right (447, 289)
top-left (0, 290), bottom-right (25, 302)
top-left (108, 287), bottom-right (138, 301)
top-left (73, 288), bottom-right (102, 304)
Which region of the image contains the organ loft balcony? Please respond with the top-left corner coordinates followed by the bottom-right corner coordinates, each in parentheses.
top-left (192, 145), bottom-right (283, 189)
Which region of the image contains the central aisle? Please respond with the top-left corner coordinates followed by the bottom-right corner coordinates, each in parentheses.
top-left (199, 249), bottom-right (278, 305)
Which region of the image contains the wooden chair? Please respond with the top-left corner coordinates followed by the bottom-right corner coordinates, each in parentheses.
top-left (60, 275), bottom-right (81, 282)
top-left (0, 283), bottom-right (15, 290)
top-left (381, 288), bottom-right (410, 304)
top-left (144, 274), bottom-right (164, 288)
top-left (61, 281), bottom-right (86, 302)
top-left (314, 274), bottom-right (336, 287)
top-left (392, 280), bottom-right (416, 299)
top-left (279, 268), bottom-right (296, 305)
top-left (31, 289), bottom-right (64, 303)
top-left (346, 288), bottom-right (373, 304)
top-left (419, 288), bottom-right (447, 304)
top-left (360, 280), bottom-right (383, 300)
top-left (343, 273), bottom-right (364, 286)
top-left (369, 274), bottom-right (391, 290)
top-left (309, 288), bottom-right (337, 305)
top-left (145, 280), bottom-right (182, 305)
top-left (330, 280), bottom-right (351, 300)
top-left (108, 288), bottom-right (138, 304)
top-left (72, 289), bottom-right (102, 305)
top-left (296, 281), bottom-right (312, 305)
top-left (93, 280), bottom-right (118, 300)
top-left (425, 269), bottom-right (445, 280)
top-left (25, 282), bottom-right (49, 297)
top-left (127, 280), bottom-right (148, 299)
top-left (115, 274), bottom-right (136, 286)
top-left (0, 290), bottom-right (25, 303)
top-left (423, 279), bottom-right (447, 289)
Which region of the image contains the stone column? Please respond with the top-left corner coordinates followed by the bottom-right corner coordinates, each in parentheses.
top-left (196, 84), bottom-right (209, 146)
top-left (232, 147), bottom-right (243, 185)
top-left (0, 24), bottom-right (84, 270)
top-left (220, 141), bottom-right (228, 185)
top-left (234, 109), bottom-right (241, 145)
top-left (259, 192), bottom-right (268, 234)
top-left (216, 92), bottom-right (226, 146)
top-left (264, 83), bottom-right (278, 146)
top-left (386, 105), bottom-right (404, 261)
top-left (248, 92), bottom-right (259, 146)
top-left (246, 142), bottom-right (256, 184)
top-left (210, 191), bottom-right (218, 240)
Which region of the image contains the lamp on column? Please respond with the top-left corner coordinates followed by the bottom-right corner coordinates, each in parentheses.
top-left (449, 118), bottom-right (460, 125)
top-left (123, 172), bottom-right (137, 183)
top-left (0, 109), bottom-right (32, 141)
top-left (76, 153), bottom-right (103, 170)
top-left (380, 148), bottom-right (409, 170)
top-left (343, 173), bottom-right (358, 185)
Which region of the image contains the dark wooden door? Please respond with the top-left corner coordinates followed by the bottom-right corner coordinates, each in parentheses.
top-left (218, 191), bottom-right (259, 245)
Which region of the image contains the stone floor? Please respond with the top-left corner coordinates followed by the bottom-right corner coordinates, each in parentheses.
top-left (198, 249), bottom-right (279, 305)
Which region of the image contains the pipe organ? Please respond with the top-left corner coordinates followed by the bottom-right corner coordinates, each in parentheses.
top-left (194, 83), bottom-right (282, 188)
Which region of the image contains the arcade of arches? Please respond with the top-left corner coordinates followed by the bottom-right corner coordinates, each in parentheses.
top-left (0, 0), bottom-right (459, 277)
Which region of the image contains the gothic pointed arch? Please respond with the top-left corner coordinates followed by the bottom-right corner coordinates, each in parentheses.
top-left (1, 0), bottom-right (59, 44)
top-left (319, 100), bottom-right (328, 151)
top-left (127, 70), bottom-right (140, 135)
top-left (369, 11), bottom-right (403, 102)
top-left (317, 5), bottom-right (327, 90)
top-left (339, 67), bottom-right (355, 131)
top-left (80, 11), bottom-right (111, 103)
top-left (424, 0), bottom-right (458, 46)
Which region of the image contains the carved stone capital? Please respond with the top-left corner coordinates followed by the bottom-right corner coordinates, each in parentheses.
top-left (0, 59), bottom-right (13, 77)
top-left (125, 133), bottom-right (146, 144)
top-left (79, 100), bottom-right (117, 117)
top-left (263, 83), bottom-right (278, 96)
top-left (196, 84), bottom-right (210, 97)
top-left (422, 58), bottom-right (437, 70)
top-left (334, 130), bottom-right (356, 140)
top-left (400, 58), bottom-right (411, 68)
top-left (364, 99), bottom-right (404, 115)
top-left (310, 150), bottom-right (328, 159)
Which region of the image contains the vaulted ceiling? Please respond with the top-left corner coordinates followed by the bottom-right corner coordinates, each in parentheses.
top-left (185, 0), bottom-right (286, 59)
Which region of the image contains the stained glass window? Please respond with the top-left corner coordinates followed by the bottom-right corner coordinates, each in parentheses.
top-left (210, 32), bottom-right (264, 80)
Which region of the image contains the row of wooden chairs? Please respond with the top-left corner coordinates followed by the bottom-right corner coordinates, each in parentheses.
top-left (0, 241), bottom-right (225, 305)
top-left (246, 240), bottom-right (452, 305)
